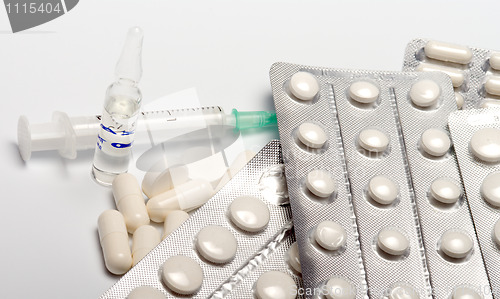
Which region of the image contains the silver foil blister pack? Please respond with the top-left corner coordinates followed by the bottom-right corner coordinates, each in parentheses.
top-left (449, 108), bottom-right (500, 297)
top-left (100, 140), bottom-right (304, 299)
top-left (394, 77), bottom-right (491, 297)
top-left (403, 38), bottom-right (500, 109)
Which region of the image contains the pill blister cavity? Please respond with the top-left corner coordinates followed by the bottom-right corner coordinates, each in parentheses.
top-left (296, 122), bottom-right (328, 150)
top-left (254, 271), bottom-right (297, 299)
top-left (127, 286), bottom-right (166, 299)
top-left (357, 128), bottom-right (390, 156)
top-left (428, 178), bottom-right (462, 209)
top-left (305, 169), bottom-right (337, 201)
top-left (324, 277), bottom-right (356, 299)
top-left (366, 175), bottom-right (399, 206)
top-left (409, 79), bottom-right (441, 109)
top-left (313, 221), bottom-right (347, 252)
top-left (386, 283), bottom-right (419, 299)
top-left (424, 41), bottom-right (473, 65)
top-left (493, 219), bottom-right (500, 247)
top-left (161, 255), bottom-right (203, 295)
top-left (470, 128), bottom-right (500, 163)
top-left (438, 230), bottom-right (473, 260)
top-left (416, 63), bottom-right (465, 88)
top-left (490, 53), bottom-right (500, 71)
top-left (450, 286), bottom-right (482, 299)
top-left (376, 227), bottom-right (409, 257)
top-left (455, 92), bottom-right (464, 110)
top-left (196, 225), bottom-right (237, 264)
top-left (258, 164), bottom-right (289, 205)
top-left (348, 81), bottom-right (380, 107)
top-left (480, 172), bottom-right (500, 208)
top-left (288, 71), bottom-right (320, 102)
top-left (286, 242), bottom-right (302, 274)
top-left (229, 195), bottom-right (270, 232)
top-left (419, 128), bottom-right (451, 158)
top-left (485, 76), bottom-right (500, 97)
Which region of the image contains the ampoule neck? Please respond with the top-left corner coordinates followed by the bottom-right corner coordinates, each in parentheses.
top-left (116, 78), bottom-right (138, 87)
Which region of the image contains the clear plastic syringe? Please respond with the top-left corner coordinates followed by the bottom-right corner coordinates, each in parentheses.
top-left (17, 107), bottom-right (277, 161)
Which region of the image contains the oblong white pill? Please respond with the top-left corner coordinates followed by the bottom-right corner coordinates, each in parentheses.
top-left (368, 176), bottom-right (398, 205)
top-left (424, 40), bottom-right (473, 64)
top-left (485, 76), bottom-right (500, 96)
top-left (162, 210), bottom-right (189, 239)
top-left (229, 195), bottom-right (270, 232)
top-left (325, 277), bottom-right (356, 299)
top-left (289, 71), bottom-right (320, 101)
top-left (493, 219), bottom-right (500, 247)
top-left (348, 81), bottom-right (379, 104)
top-left (297, 122), bottom-right (327, 149)
top-left (254, 271), bottom-right (297, 299)
top-left (416, 63), bottom-right (465, 87)
top-left (287, 242), bottom-right (301, 274)
top-left (451, 286), bottom-right (482, 299)
top-left (306, 169), bottom-right (337, 198)
top-left (410, 79), bottom-right (441, 108)
top-left (132, 225), bottom-right (161, 265)
top-left (196, 225), bottom-right (237, 263)
top-left (97, 210), bottom-right (132, 275)
top-left (470, 128), bottom-right (500, 163)
top-left (455, 92), bottom-right (464, 110)
top-left (377, 228), bottom-right (409, 256)
top-left (420, 128), bottom-right (451, 157)
top-left (358, 128), bottom-right (389, 153)
top-left (314, 221), bottom-right (347, 251)
top-left (161, 255), bottom-right (203, 295)
top-left (387, 283), bottom-right (419, 299)
top-left (480, 100), bottom-right (500, 108)
top-left (490, 52), bottom-right (500, 71)
top-left (440, 230), bottom-right (473, 259)
top-left (142, 165), bottom-right (189, 199)
top-left (113, 173), bottom-right (150, 234)
top-left (430, 178), bottom-right (462, 204)
top-left (127, 286), bottom-right (166, 299)
top-left (481, 172), bottom-right (500, 207)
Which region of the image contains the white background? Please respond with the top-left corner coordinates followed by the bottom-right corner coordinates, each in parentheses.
top-left (0, 1), bottom-right (499, 298)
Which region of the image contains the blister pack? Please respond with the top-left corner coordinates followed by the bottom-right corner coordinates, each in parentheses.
top-left (394, 78), bottom-right (491, 297)
top-left (449, 108), bottom-right (500, 297)
top-left (100, 140), bottom-right (304, 299)
top-left (403, 38), bottom-right (500, 109)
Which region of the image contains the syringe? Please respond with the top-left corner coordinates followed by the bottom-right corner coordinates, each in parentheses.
top-left (17, 106), bottom-right (277, 161)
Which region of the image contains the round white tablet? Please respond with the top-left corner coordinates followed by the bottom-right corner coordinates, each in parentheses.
top-left (325, 277), bottom-right (356, 299)
top-left (367, 176), bottom-right (398, 205)
top-left (440, 230), bottom-right (473, 259)
top-left (289, 71), bottom-right (320, 101)
top-left (306, 169), bottom-right (337, 198)
top-left (430, 178), bottom-right (462, 204)
top-left (196, 225), bottom-right (237, 263)
top-left (358, 128), bottom-right (389, 153)
top-left (348, 81), bottom-right (379, 104)
top-left (229, 195), bottom-right (270, 232)
top-left (470, 128), bottom-right (500, 163)
top-left (161, 255), bottom-right (203, 295)
top-left (127, 286), bottom-right (166, 299)
top-left (377, 228), bottom-right (409, 256)
top-left (455, 92), bottom-right (464, 110)
top-left (287, 242), bottom-right (302, 274)
top-left (410, 79), bottom-right (441, 108)
top-left (297, 122), bottom-right (328, 149)
top-left (481, 172), bottom-right (500, 208)
top-left (451, 286), bottom-right (482, 299)
top-left (314, 221), bottom-right (347, 251)
top-left (420, 128), bottom-right (451, 157)
top-left (254, 271), bottom-right (297, 299)
top-left (387, 283), bottom-right (419, 299)
top-left (493, 219), bottom-right (500, 247)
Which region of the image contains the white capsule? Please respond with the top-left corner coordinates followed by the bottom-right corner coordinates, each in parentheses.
top-left (430, 178), bottom-right (462, 204)
top-left (229, 195), bottom-right (270, 232)
top-left (416, 63), bottom-right (465, 87)
top-left (142, 165), bottom-right (189, 199)
top-left (325, 277), bottom-right (356, 299)
top-left (424, 40), bottom-right (473, 64)
top-left (358, 128), bottom-right (389, 153)
top-left (306, 169), bottom-right (337, 198)
top-left (493, 219), bottom-right (500, 247)
top-left (287, 242), bottom-right (301, 274)
top-left (196, 225), bottom-right (237, 263)
top-left (420, 128), bottom-right (451, 157)
top-left (368, 176), bottom-right (398, 205)
top-left (297, 122), bottom-right (328, 149)
top-left (480, 99), bottom-right (500, 108)
top-left (455, 92), bottom-right (464, 110)
top-left (387, 283), bottom-right (419, 299)
top-left (147, 179), bottom-right (214, 222)
top-left (485, 76), bottom-right (500, 96)
top-left (127, 286), bottom-right (166, 299)
top-left (97, 210), bottom-right (132, 275)
top-left (410, 79), bottom-right (441, 108)
top-left (314, 221), bottom-right (347, 251)
top-left (255, 271), bottom-right (297, 299)
top-left (451, 286), bottom-right (482, 299)
top-left (481, 172), bottom-right (500, 207)
top-left (112, 173), bottom-right (150, 234)
top-left (440, 230), bottom-right (473, 259)
top-left (348, 81), bottom-right (379, 104)
top-left (470, 128), bottom-right (500, 163)
top-left (377, 228), bottom-right (409, 256)
top-left (289, 71), bottom-right (320, 101)
top-left (161, 255), bottom-right (203, 295)
top-left (162, 210), bottom-right (189, 239)
top-left (490, 52), bottom-right (500, 71)
top-left (132, 225), bottom-right (161, 265)
top-left (215, 150), bottom-right (256, 192)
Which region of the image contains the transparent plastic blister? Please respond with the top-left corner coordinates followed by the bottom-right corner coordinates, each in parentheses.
top-left (403, 38), bottom-right (500, 109)
top-left (394, 77), bottom-right (492, 298)
top-left (99, 140), bottom-right (303, 299)
top-left (449, 108), bottom-right (500, 298)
